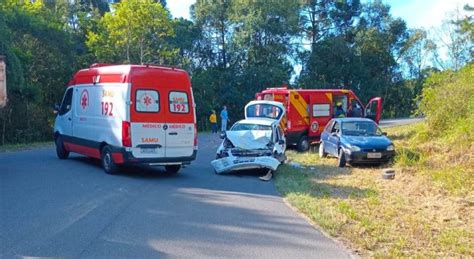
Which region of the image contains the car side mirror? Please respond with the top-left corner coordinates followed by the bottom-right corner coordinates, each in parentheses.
top-left (53, 104), bottom-right (60, 114)
top-left (331, 132), bottom-right (338, 137)
top-left (278, 139), bottom-right (285, 145)
top-left (220, 132), bottom-right (226, 139)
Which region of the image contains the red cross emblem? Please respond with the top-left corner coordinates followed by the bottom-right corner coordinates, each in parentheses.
top-left (80, 90), bottom-right (89, 110)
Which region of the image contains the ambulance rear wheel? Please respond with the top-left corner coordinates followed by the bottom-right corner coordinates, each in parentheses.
top-left (101, 146), bottom-right (119, 174)
top-left (55, 135), bottom-right (69, 160)
top-left (297, 136), bottom-right (310, 152)
top-left (165, 165), bottom-right (181, 174)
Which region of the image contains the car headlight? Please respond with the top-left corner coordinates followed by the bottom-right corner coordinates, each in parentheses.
top-left (387, 144), bottom-right (395, 151)
top-left (350, 145), bottom-right (361, 152)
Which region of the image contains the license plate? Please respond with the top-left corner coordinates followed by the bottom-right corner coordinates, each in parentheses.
top-left (367, 152), bottom-right (382, 159)
top-left (235, 158), bottom-right (255, 163)
top-left (140, 148), bottom-right (157, 154)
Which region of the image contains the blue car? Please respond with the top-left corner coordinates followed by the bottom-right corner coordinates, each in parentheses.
top-left (319, 118), bottom-right (395, 167)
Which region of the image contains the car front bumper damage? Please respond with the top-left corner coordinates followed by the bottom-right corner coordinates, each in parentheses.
top-left (211, 153), bottom-right (281, 174)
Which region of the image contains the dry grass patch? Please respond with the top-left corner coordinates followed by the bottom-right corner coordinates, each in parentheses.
top-left (275, 123), bottom-right (473, 257)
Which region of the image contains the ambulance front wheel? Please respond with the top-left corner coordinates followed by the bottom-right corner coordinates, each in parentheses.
top-left (101, 146), bottom-right (119, 174)
top-left (55, 135), bottom-right (69, 160)
top-left (165, 165), bottom-right (181, 174)
top-left (297, 136), bottom-right (310, 152)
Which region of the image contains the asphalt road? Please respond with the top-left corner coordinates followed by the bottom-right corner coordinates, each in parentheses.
top-left (0, 134), bottom-right (351, 258)
top-left (379, 117), bottom-right (424, 128)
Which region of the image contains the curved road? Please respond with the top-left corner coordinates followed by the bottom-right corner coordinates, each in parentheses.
top-left (0, 134), bottom-right (350, 258)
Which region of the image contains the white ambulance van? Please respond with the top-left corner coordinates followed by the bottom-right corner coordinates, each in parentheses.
top-left (53, 64), bottom-right (198, 174)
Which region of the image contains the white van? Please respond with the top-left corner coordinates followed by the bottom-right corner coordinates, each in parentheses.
top-left (54, 64), bottom-right (198, 174)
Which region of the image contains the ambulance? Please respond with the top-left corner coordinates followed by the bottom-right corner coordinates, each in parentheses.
top-left (255, 86), bottom-right (383, 151)
top-left (53, 64), bottom-right (198, 174)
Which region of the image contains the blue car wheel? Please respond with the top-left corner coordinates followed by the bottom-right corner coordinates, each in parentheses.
top-left (338, 149), bottom-right (346, 167)
top-left (319, 142), bottom-right (327, 158)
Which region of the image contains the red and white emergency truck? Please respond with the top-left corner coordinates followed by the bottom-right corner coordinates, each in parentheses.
top-left (255, 87), bottom-right (383, 151)
top-left (53, 64), bottom-right (198, 174)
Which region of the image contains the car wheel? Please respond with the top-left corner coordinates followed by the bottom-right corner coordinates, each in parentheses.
top-left (55, 135), bottom-right (69, 160)
top-left (318, 142), bottom-right (327, 158)
top-left (101, 146), bottom-right (119, 174)
top-left (165, 165), bottom-right (181, 174)
top-left (338, 148), bottom-right (346, 167)
top-left (297, 135), bottom-right (310, 152)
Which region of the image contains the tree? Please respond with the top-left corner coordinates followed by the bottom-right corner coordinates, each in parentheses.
top-left (430, 7), bottom-right (472, 70)
top-left (192, 0), bottom-right (232, 68)
top-left (86, 0), bottom-right (176, 64)
top-left (0, 1), bottom-right (77, 143)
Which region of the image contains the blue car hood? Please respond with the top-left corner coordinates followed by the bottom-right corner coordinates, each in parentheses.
top-left (342, 135), bottom-right (392, 149)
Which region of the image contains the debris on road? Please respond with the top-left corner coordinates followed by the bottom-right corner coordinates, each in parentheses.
top-left (382, 168), bottom-right (396, 180)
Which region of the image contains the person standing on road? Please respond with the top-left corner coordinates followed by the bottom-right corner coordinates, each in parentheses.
top-left (220, 105), bottom-right (229, 132)
top-left (209, 110), bottom-right (217, 134)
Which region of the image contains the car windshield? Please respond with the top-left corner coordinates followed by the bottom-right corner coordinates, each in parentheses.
top-left (341, 121), bottom-right (383, 136)
top-left (230, 123), bottom-right (271, 131)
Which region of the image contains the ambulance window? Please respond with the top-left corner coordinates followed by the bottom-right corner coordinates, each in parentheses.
top-left (59, 88), bottom-right (73, 115)
top-left (169, 91), bottom-right (189, 113)
top-left (312, 104), bottom-right (330, 117)
top-left (136, 89), bottom-right (159, 112)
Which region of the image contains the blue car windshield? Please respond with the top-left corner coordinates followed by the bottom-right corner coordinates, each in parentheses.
top-left (341, 121), bottom-right (382, 136)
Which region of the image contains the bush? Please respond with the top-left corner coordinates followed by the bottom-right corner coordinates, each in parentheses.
top-left (419, 64), bottom-right (474, 142)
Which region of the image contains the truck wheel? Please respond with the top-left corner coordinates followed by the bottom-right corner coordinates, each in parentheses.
top-left (319, 142), bottom-right (327, 158)
top-left (55, 135), bottom-right (69, 160)
top-left (297, 136), bottom-right (310, 152)
top-left (101, 146), bottom-right (119, 174)
top-left (338, 149), bottom-right (346, 167)
top-left (165, 165), bottom-right (181, 174)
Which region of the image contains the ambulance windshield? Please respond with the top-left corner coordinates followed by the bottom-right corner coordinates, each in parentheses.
top-left (246, 103), bottom-right (283, 121)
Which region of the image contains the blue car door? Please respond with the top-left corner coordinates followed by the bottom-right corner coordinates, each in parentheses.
top-left (326, 121), bottom-right (341, 156)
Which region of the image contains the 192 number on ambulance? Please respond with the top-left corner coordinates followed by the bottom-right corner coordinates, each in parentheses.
top-left (101, 101), bottom-right (113, 116)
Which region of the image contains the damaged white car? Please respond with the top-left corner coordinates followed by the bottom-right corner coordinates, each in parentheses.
top-left (211, 100), bottom-right (286, 174)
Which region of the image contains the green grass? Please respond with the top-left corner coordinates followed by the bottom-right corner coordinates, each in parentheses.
top-left (275, 122), bottom-right (473, 257)
top-left (0, 141), bottom-right (53, 152)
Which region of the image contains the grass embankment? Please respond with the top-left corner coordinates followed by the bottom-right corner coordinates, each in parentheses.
top-left (0, 141), bottom-right (53, 152)
top-left (275, 123), bottom-right (473, 257)
top-left (275, 64), bottom-right (474, 257)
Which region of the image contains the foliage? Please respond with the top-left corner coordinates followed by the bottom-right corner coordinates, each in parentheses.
top-left (0, 0), bottom-right (473, 143)
top-left (86, 0), bottom-right (176, 64)
top-left (0, 1), bottom-right (77, 144)
top-left (419, 63), bottom-right (474, 142)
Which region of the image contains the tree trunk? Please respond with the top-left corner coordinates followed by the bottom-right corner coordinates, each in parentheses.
top-left (220, 22), bottom-right (227, 68)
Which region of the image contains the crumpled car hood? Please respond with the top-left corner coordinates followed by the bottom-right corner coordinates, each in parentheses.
top-left (226, 130), bottom-right (272, 150)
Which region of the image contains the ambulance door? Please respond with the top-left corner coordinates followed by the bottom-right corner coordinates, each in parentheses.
top-left (309, 93), bottom-right (332, 140)
top-left (165, 90), bottom-right (195, 158)
top-left (130, 87), bottom-right (167, 159)
top-left (56, 87), bottom-right (74, 136)
top-left (365, 97), bottom-right (383, 124)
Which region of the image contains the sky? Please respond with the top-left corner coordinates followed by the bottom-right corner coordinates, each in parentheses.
top-left (167, 0), bottom-right (473, 30)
